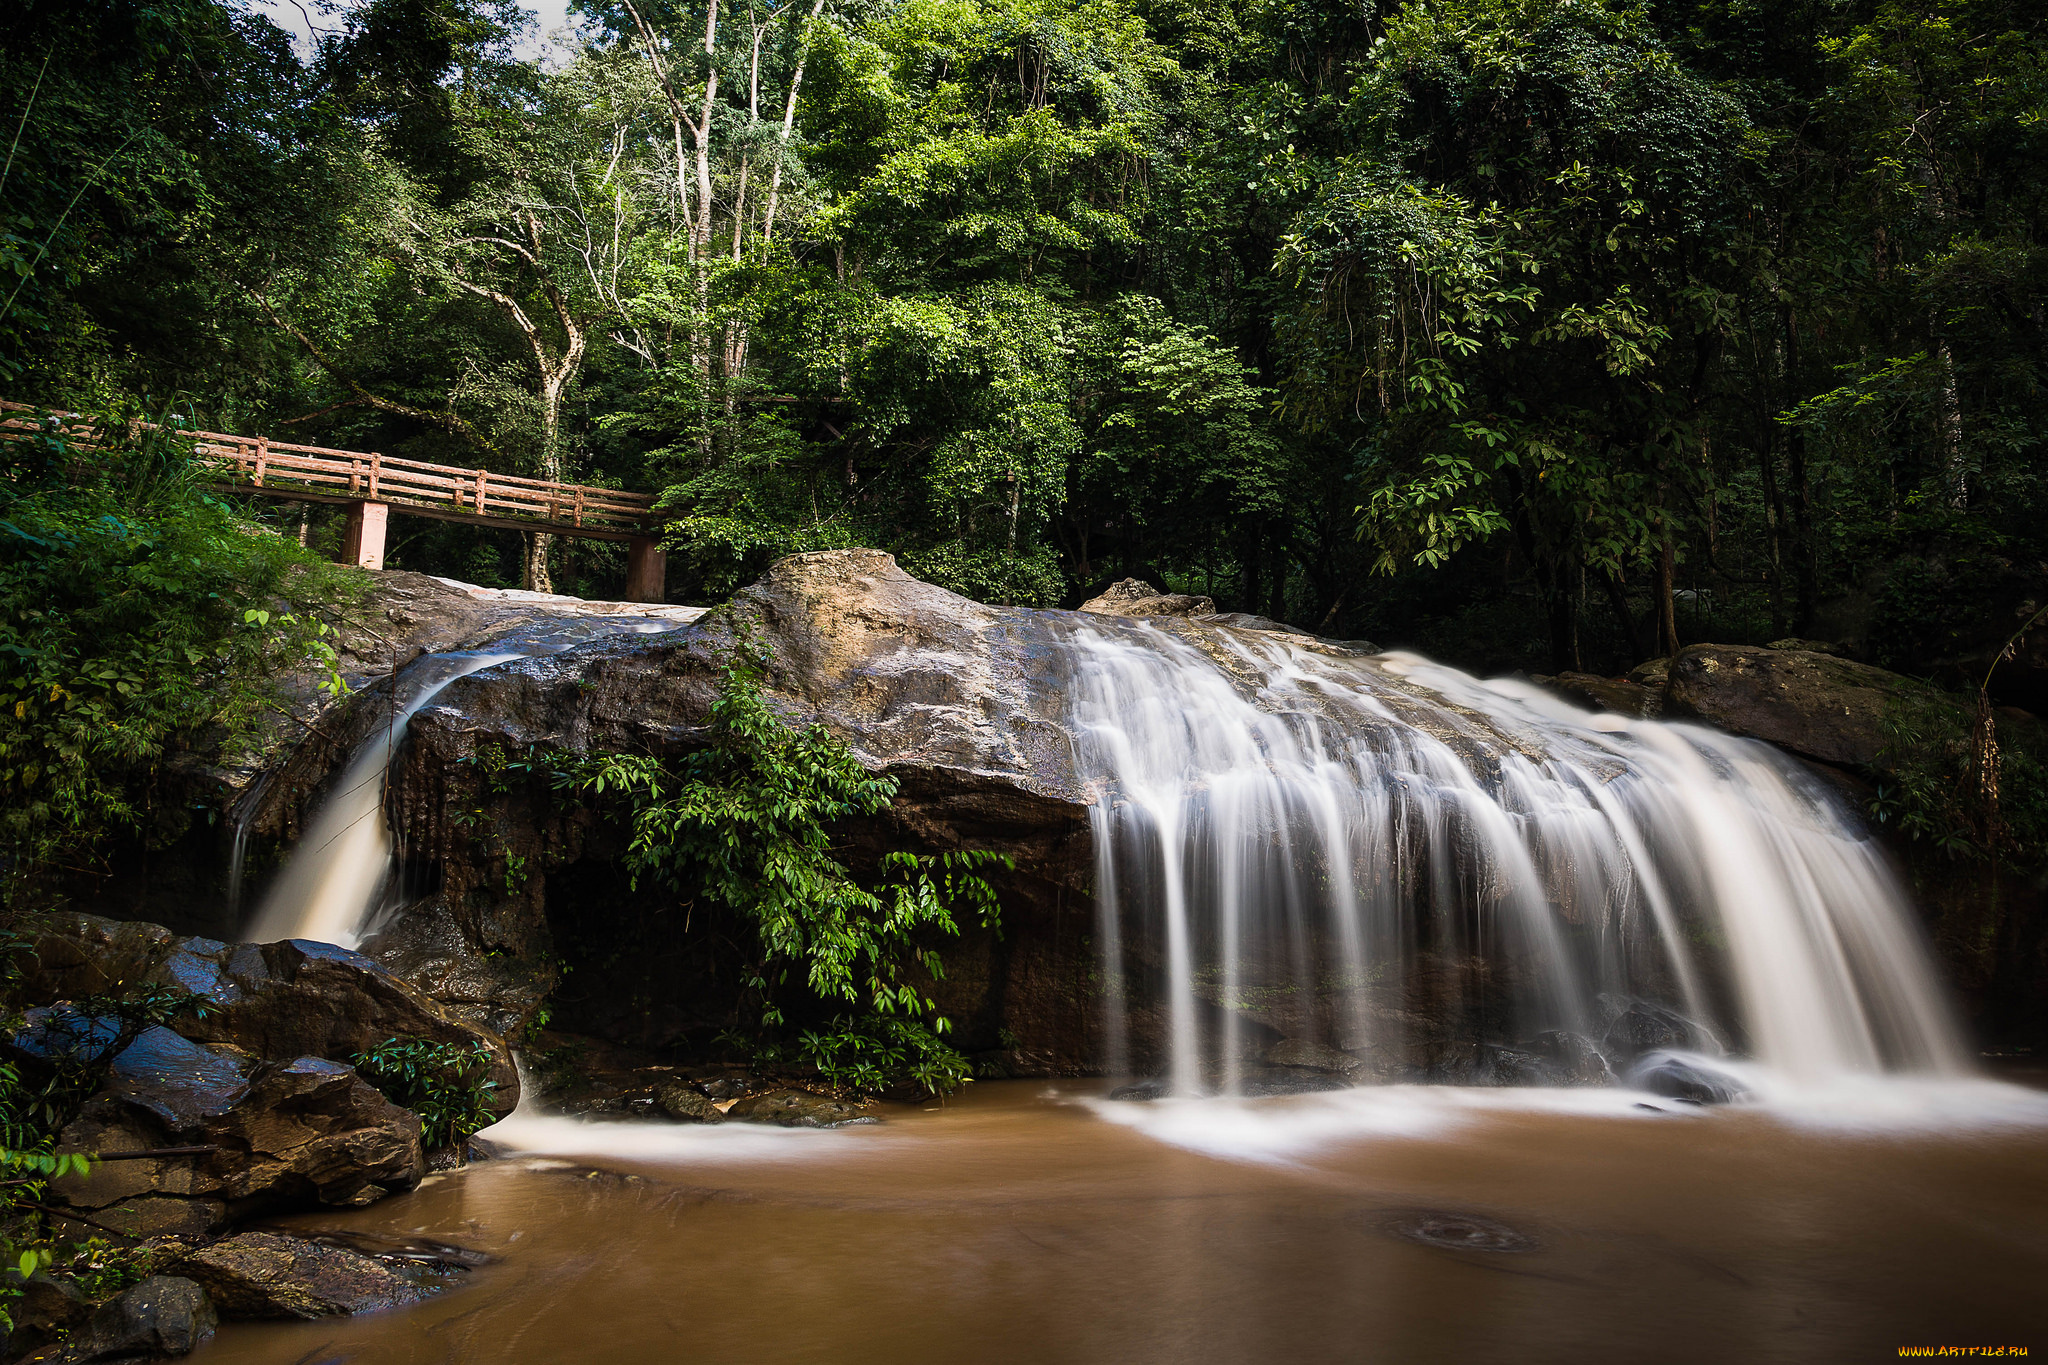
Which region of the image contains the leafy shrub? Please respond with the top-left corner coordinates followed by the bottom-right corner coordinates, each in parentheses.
top-left (0, 399), bottom-right (362, 904)
top-left (351, 1037), bottom-right (500, 1149)
top-left (797, 1015), bottom-right (972, 1096)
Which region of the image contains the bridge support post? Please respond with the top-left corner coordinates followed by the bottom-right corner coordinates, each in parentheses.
top-left (625, 535), bottom-right (666, 603)
top-left (340, 500), bottom-right (389, 571)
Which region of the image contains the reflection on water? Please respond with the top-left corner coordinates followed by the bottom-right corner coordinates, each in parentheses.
top-left (188, 1081), bottom-right (2048, 1364)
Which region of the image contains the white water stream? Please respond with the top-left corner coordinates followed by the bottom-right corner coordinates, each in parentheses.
top-left (1066, 621), bottom-right (1970, 1093)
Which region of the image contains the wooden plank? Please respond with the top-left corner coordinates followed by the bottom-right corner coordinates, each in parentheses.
top-left (211, 485), bottom-right (654, 539)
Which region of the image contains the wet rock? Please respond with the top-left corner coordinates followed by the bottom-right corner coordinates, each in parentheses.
top-left (1626, 657), bottom-right (1671, 690)
top-left (1541, 672), bottom-right (1662, 718)
top-left (1239, 1069), bottom-right (1350, 1096)
top-left (20, 1016), bottom-right (423, 1237)
top-left (332, 571), bottom-right (700, 683)
top-left (1664, 643), bottom-right (1951, 768)
top-left (1107, 1080), bottom-right (1172, 1101)
top-left (22, 1276), bottom-right (215, 1363)
top-left (18, 912), bottom-right (518, 1117)
top-left (1197, 611), bottom-right (1293, 634)
top-left (1264, 1038), bottom-right (1363, 1075)
top-left (1079, 579), bottom-right (1217, 618)
top-left (179, 1230), bottom-right (465, 1320)
top-left (1524, 1030), bottom-right (1616, 1086)
top-left (1596, 994), bottom-right (1722, 1063)
top-left (1628, 1052), bottom-right (1747, 1105)
top-left (6, 1273), bottom-right (88, 1359)
top-left (695, 1075), bottom-right (755, 1102)
top-left (655, 1083), bottom-right (724, 1123)
top-left (725, 1089), bottom-right (878, 1128)
top-left (356, 900), bottom-right (548, 1041)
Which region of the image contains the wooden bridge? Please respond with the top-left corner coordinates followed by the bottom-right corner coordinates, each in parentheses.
top-left (0, 402), bottom-right (668, 600)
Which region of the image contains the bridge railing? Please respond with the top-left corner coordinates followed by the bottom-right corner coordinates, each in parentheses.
top-left (0, 401), bottom-right (658, 533)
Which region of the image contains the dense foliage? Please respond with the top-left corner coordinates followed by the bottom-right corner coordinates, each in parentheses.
top-left (481, 631), bottom-right (1008, 1093)
top-left (0, 401), bottom-right (360, 904)
top-left (5, 0), bottom-right (2041, 673)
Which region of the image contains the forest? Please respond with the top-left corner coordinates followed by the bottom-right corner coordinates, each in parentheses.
top-left (1, 0), bottom-right (2042, 683)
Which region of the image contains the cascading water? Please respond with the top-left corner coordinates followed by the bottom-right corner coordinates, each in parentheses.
top-left (244, 607), bottom-right (700, 949)
top-left (1067, 619), bottom-right (1970, 1095)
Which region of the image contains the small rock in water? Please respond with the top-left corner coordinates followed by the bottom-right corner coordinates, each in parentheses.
top-left (1479, 1046), bottom-right (1557, 1087)
top-left (1239, 1070), bottom-right (1350, 1097)
top-left (1628, 1052), bottom-right (1747, 1106)
top-left (725, 1089), bottom-right (877, 1128)
top-left (696, 1075), bottom-right (754, 1101)
top-left (1597, 994), bottom-right (1722, 1062)
top-left (1376, 1210), bottom-right (1537, 1255)
top-left (1107, 1080), bottom-right (1172, 1101)
top-left (655, 1083), bottom-right (725, 1123)
top-left (178, 1230), bottom-right (468, 1320)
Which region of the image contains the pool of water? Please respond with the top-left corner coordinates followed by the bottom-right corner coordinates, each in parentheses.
top-left (190, 1079), bottom-right (2048, 1363)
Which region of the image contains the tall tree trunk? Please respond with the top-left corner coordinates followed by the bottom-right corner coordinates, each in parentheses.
top-left (1656, 530), bottom-right (1680, 659)
top-left (1935, 328), bottom-right (1967, 508)
top-left (762, 0), bottom-right (828, 245)
top-left (1759, 425), bottom-right (1786, 639)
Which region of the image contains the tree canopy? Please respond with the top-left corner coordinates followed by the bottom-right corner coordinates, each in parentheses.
top-left (4, 0), bottom-right (2044, 681)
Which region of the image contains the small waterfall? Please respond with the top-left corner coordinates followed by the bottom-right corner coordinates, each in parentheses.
top-left (1066, 621), bottom-right (1970, 1093)
top-left (244, 609), bottom-right (699, 949)
top-left (244, 651), bottom-right (522, 948)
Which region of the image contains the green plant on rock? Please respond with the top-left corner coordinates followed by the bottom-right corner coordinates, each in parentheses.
top-left (539, 629), bottom-right (1011, 1095)
top-left (351, 1037), bottom-right (499, 1150)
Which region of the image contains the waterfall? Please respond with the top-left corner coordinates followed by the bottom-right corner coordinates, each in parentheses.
top-left (243, 651), bottom-right (523, 948)
top-left (244, 609), bottom-right (699, 949)
top-left (1067, 620), bottom-right (1970, 1094)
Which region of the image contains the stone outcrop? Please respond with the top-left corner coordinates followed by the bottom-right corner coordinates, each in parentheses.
top-left (10, 1015), bottom-right (424, 1237)
top-left (1079, 577), bottom-right (1217, 618)
top-left (19, 912), bottom-right (518, 1116)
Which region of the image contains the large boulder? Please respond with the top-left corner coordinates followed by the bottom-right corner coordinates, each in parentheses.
top-left (18, 1276), bottom-right (215, 1364)
top-left (390, 549), bottom-right (1104, 1062)
top-left (15, 1017), bottom-right (424, 1237)
top-left (19, 912), bottom-right (517, 1116)
top-left (1662, 643), bottom-right (1931, 768)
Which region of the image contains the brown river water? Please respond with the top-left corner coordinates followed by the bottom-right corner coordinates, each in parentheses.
top-left (185, 1079), bottom-right (2048, 1364)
